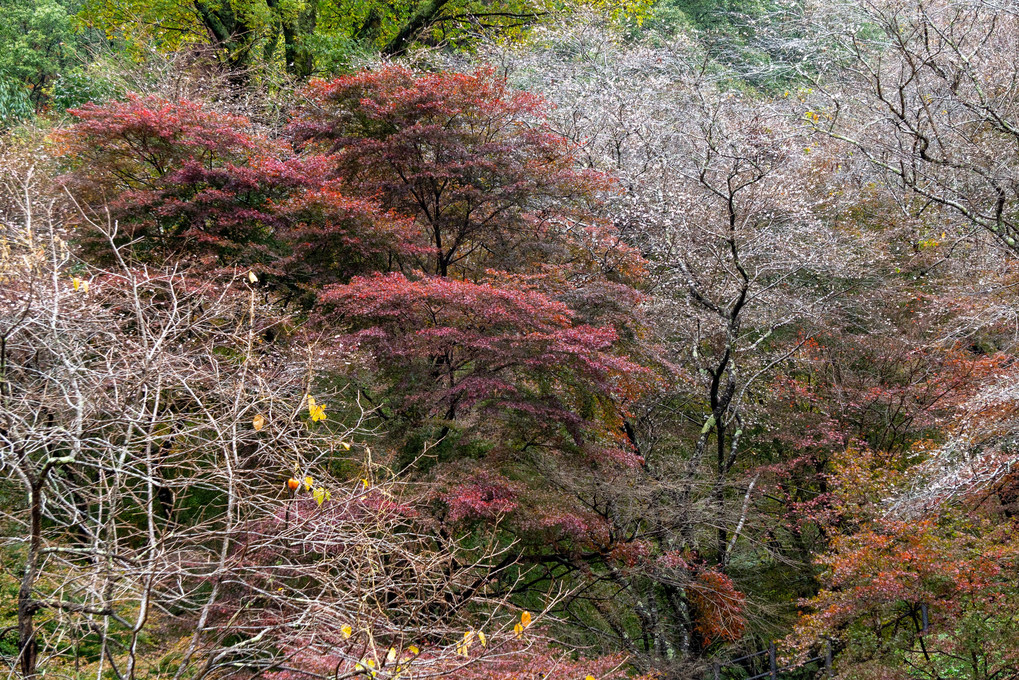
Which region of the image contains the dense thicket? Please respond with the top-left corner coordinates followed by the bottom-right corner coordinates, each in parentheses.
top-left (4, 1), bottom-right (1019, 680)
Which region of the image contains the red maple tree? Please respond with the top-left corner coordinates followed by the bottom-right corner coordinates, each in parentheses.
top-left (293, 66), bottom-right (651, 454)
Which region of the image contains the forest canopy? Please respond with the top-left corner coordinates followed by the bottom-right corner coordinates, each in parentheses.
top-left (3, 1), bottom-right (1019, 680)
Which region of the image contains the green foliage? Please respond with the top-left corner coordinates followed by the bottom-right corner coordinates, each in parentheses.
top-left (50, 68), bottom-right (121, 111)
top-left (634, 0), bottom-right (812, 89)
top-left (0, 0), bottom-right (83, 105)
top-left (299, 32), bottom-right (372, 74)
top-left (0, 75), bottom-right (33, 128)
top-left (76, 0), bottom-right (656, 79)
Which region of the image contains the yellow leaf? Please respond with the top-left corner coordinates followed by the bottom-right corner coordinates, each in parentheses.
top-left (342, 442), bottom-right (352, 450)
top-left (513, 623), bottom-right (523, 639)
top-left (587, 676), bottom-right (596, 680)
top-left (72, 277), bottom-right (80, 291)
top-left (309, 398), bottom-right (327, 422)
top-left (387, 648), bottom-right (397, 662)
top-left (408, 645), bottom-right (419, 655)
top-left (341, 624), bottom-right (352, 639)
top-left (303, 476), bottom-right (314, 491)
top-left (252, 414), bottom-right (265, 431)
top-left (477, 630), bottom-right (486, 647)
top-left (362, 478), bottom-right (370, 489)
top-left (521, 611), bottom-right (532, 628)
top-left (248, 270), bottom-right (258, 283)
top-left (313, 487), bottom-right (327, 506)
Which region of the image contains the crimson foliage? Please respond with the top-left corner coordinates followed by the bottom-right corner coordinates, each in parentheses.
top-left (54, 70), bottom-right (693, 669)
top-left (282, 68), bottom-right (650, 447)
top-left (290, 67), bottom-right (614, 280)
top-left (56, 96), bottom-right (405, 287)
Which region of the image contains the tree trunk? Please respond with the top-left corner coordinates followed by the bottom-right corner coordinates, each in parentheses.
top-left (382, 0), bottom-right (452, 56)
top-left (17, 481), bottom-right (42, 678)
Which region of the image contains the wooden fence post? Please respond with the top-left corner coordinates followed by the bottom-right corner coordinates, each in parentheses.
top-left (769, 642), bottom-right (777, 680)
top-left (825, 638), bottom-right (833, 678)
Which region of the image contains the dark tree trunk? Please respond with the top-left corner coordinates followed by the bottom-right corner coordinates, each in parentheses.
top-left (381, 0), bottom-right (452, 56)
top-left (18, 481), bottom-right (42, 678)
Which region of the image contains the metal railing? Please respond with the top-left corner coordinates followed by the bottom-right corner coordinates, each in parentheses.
top-left (704, 602), bottom-right (931, 679)
top-left (706, 640), bottom-right (833, 680)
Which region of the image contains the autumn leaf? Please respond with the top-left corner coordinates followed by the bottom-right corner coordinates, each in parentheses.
top-left (307, 396), bottom-right (327, 422)
top-left (252, 414), bottom-right (265, 431)
top-left (312, 486), bottom-right (330, 506)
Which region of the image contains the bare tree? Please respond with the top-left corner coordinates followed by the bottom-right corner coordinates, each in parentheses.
top-left (807, 0), bottom-right (1019, 252)
top-left (789, 0), bottom-right (1019, 515)
top-left (0, 167), bottom-right (528, 680)
top-left (428, 21), bottom-right (850, 673)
